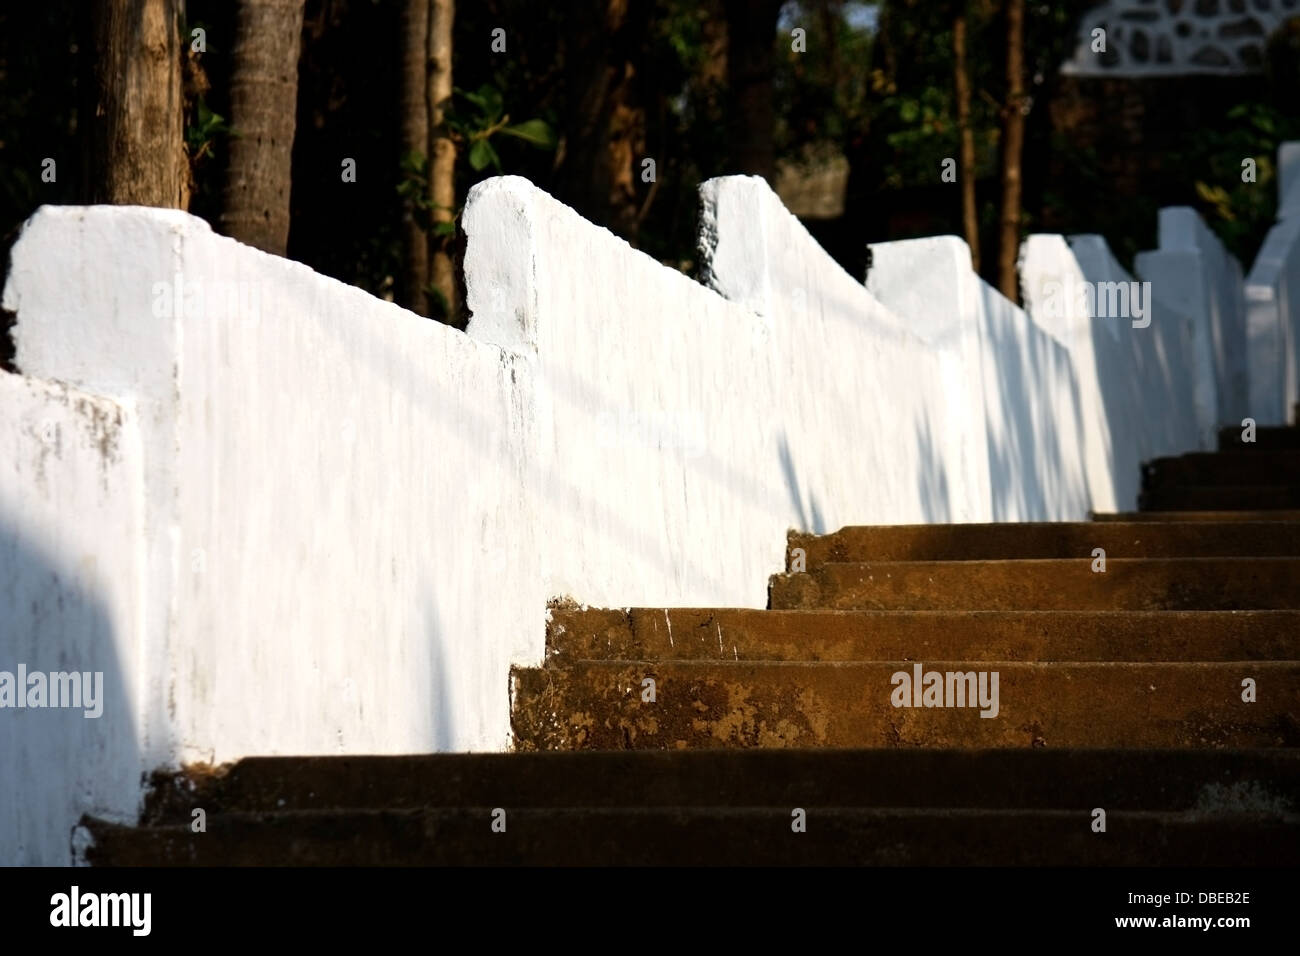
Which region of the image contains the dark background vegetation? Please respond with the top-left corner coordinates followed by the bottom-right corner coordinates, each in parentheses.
top-left (4, 0), bottom-right (1300, 315)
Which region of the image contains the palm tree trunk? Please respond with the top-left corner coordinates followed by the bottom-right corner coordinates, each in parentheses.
top-left (997, 0), bottom-right (1026, 301)
top-left (427, 0), bottom-right (456, 323)
top-left (724, 0), bottom-right (782, 182)
top-left (88, 0), bottom-right (187, 207)
top-left (954, 10), bottom-right (980, 272)
top-left (400, 0), bottom-right (430, 316)
top-left (220, 0), bottom-right (306, 256)
top-left (558, 0), bottom-right (650, 242)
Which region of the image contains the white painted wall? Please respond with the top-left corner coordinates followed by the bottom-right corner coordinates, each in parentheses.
top-left (1145, 207), bottom-right (1248, 426)
top-left (1, 149), bottom-right (1282, 863)
top-left (1020, 233), bottom-right (1204, 512)
top-left (1245, 144), bottom-right (1300, 424)
top-left (0, 373), bottom-right (145, 864)
top-left (701, 179), bottom-right (989, 527)
top-left (1281, 142), bottom-right (1300, 208)
top-left (863, 236), bottom-right (1089, 521)
top-left (4, 206), bottom-right (543, 779)
top-left (468, 175), bottom-right (811, 612)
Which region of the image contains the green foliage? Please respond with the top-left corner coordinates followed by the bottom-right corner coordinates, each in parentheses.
top-left (774, 1), bottom-right (876, 154)
top-left (185, 98), bottom-right (231, 162)
top-left (1183, 101), bottom-right (1300, 262)
top-left (1040, 135), bottom-right (1155, 267)
top-left (396, 149), bottom-right (430, 211)
top-left (632, 2), bottom-right (730, 264)
top-left (496, 118), bottom-right (557, 148)
top-left (396, 81), bottom-right (557, 262)
top-left (447, 83), bottom-right (557, 173)
top-left (456, 83), bottom-right (504, 121)
top-left (467, 138), bottom-right (500, 172)
top-left (10, 0), bottom-right (1288, 314)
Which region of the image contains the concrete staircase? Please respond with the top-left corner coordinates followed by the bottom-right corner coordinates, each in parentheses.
top-left (84, 419), bottom-right (1300, 865)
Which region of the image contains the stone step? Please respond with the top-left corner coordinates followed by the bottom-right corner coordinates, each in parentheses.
top-left (1142, 451), bottom-right (1300, 486)
top-left (768, 558), bottom-right (1300, 611)
top-left (1139, 484), bottom-right (1300, 511)
top-left (138, 749), bottom-right (1300, 819)
top-left (786, 522), bottom-right (1300, 569)
top-left (545, 607), bottom-right (1300, 663)
top-left (509, 660), bottom-right (1300, 750)
top-left (1091, 510), bottom-right (1300, 522)
top-left (1218, 424), bottom-right (1300, 449)
top-left (81, 806), bottom-right (1300, 866)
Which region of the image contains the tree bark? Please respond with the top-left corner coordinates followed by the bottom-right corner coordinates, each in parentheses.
top-left (88, 0), bottom-right (187, 207)
top-left (954, 11), bottom-right (979, 272)
top-left (427, 0), bottom-right (457, 323)
top-left (699, 1), bottom-right (729, 90)
top-left (724, 0), bottom-right (782, 182)
top-left (400, 0), bottom-right (430, 316)
top-left (997, 0), bottom-right (1026, 302)
top-left (557, 0), bottom-right (649, 242)
top-left (220, 0), bottom-right (306, 257)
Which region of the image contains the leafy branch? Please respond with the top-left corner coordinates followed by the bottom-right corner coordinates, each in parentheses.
top-left (447, 83), bottom-right (557, 172)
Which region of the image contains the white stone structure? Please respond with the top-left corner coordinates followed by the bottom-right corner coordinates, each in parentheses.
top-left (1062, 0), bottom-right (1298, 76)
top-left (0, 375), bottom-right (145, 866)
top-left (1246, 142), bottom-right (1300, 421)
top-left (1139, 207), bottom-right (1249, 429)
top-left (2, 145), bottom-right (1293, 864)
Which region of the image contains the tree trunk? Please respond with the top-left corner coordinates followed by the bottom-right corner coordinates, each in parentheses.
top-left (88, 0), bottom-right (186, 207)
top-left (400, 0), bottom-right (430, 316)
top-left (557, 0), bottom-right (649, 242)
top-left (699, 2), bottom-right (729, 90)
top-left (954, 10), bottom-right (979, 272)
top-left (997, 0), bottom-right (1026, 302)
top-left (220, 0), bottom-right (306, 257)
top-left (724, 0), bottom-right (782, 181)
top-left (427, 0), bottom-right (456, 323)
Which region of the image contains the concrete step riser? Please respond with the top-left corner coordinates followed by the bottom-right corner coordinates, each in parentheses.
top-left (1144, 455), bottom-right (1300, 486)
top-left (1140, 485), bottom-right (1300, 511)
top-left (510, 661), bottom-right (1300, 751)
top-left (769, 559), bottom-right (1300, 611)
top-left (1218, 426), bottom-right (1300, 450)
top-left (1092, 510), bottom-right (1300, 521)
top-left (546, 607), bottom-right (1300, 663)
top-left (140, 750), bottom-right (1300, 819)
top-left (786, 522), bottom-right (1300, 569)
top-left (1143, 452), bottom-right (1300, 486)
top-left (82, 809), bottom-right (1300, 866)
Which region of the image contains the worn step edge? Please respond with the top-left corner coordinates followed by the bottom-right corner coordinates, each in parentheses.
top-left (1139, 485), bottom-right (1300, 511)
top-left (1091, 510), bottom-right (1300, 521)
top-left (786, 522), bottom-right (1300, 568)
top-left (510, 661), bottom-right (1300, 751)
top-left (139, 749), bottom-right (1300, 820)
top-left (1218, 425), bottom-right (1300, 449)
top-left (1143, 456), bottom-right (1300, 489)
top-left (546, 608), bottom-right (1300, 663)
top-left (81, 808), bottom-right (1300, 866)
top-left (768, 558), bottom-right (1300, 611)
